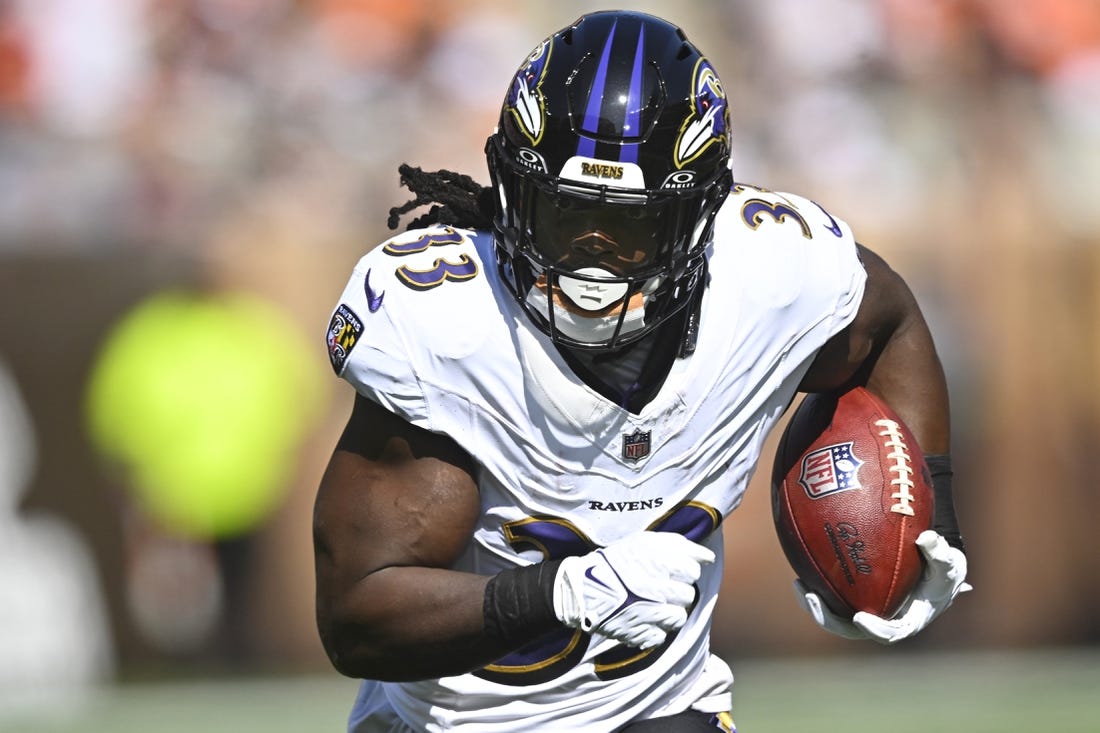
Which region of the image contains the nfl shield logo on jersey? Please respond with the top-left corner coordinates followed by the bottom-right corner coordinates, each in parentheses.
top-left (622, 429), bottom-right (652, 463)
top-left (798, 442), bottom-right (863, 499)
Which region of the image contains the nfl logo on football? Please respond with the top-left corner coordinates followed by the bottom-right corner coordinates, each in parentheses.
top-left (622, 429), bottom-right (652, 462)
top-left (798, 442), bottom-right (863, 499)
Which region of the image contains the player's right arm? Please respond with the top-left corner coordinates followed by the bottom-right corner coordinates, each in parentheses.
top-left (314, 392), bottom-right (529, 681)
top-left (314, 391), bottom-right (714, 682)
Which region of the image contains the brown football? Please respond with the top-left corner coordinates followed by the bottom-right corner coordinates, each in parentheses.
top-left (771, 387), bottom-right (933, 619)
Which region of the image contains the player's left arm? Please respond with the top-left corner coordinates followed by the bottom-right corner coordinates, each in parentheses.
top-left (799, 245), bottom-right (947, 452)
top-left (797, 244), bottom-right (971, 643)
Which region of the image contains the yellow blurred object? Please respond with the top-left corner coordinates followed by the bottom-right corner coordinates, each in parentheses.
top-left (85, 290), bottom-right (325, 540)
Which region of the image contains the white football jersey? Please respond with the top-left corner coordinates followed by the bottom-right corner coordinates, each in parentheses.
top-left (325, 185), bottom-right (867, 732)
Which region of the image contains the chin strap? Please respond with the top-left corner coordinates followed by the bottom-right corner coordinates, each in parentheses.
top-left (677, 275), bottom-right (706, 358)
top-left (677, 259), bottom-right (709, 358)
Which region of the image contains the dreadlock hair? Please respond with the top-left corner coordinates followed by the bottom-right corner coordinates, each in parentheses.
top-left (386, 164), bottom-right (496, 232)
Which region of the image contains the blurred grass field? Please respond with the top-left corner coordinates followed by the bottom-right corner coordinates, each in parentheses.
top-left (3, 646), bottom-right (1097, 733)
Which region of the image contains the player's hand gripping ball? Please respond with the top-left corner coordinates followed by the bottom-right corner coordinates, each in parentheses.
top-left (771, 387), bottom-right (933, 619)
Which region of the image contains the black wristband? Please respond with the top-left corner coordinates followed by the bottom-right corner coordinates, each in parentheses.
top-left (926, 453), bottom-right (966, 554)
top-left (483, 558), bottom-right (564, 646)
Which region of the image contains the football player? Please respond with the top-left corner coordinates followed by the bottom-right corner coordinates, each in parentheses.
top-left (314, 10), bottom-right (969, 732)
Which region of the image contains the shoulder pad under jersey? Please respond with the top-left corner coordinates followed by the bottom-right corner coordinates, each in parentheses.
top-left (711, 183), bottom-right (865, 306)
top-left (323, 226), bottom-right (500, 425)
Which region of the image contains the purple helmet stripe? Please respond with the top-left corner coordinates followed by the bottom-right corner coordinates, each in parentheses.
top-left (577, 19), bottom-right (617, 158)
top-left (619, 25), bottom-right (645, 164)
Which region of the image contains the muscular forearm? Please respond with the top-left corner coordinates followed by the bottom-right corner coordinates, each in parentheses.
top-left (319, 564), bottom-right (561, 682)
top-left (319, 566), bottom-right (500, 681)
top-left (859, 268), bottom-right (964, 550)
top-left (864, 308), bottom-right (950, 455)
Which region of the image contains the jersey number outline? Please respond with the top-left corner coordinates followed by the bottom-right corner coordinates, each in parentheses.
top-left (383, 227), bottom-right (480, 291)
top-left (733, 183), bottom-right (843, 240)
top-left (474, 501), bottom-right (722, 686)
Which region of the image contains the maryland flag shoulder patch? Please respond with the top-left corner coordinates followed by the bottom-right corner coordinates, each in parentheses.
top-left (326, 304), bottom-right (363, 375)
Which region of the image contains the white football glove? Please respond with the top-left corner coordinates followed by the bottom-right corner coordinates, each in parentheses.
top-left (795, 530), bottom-right (972, 644)
top-left (553, 531), bottom-right (715, 650)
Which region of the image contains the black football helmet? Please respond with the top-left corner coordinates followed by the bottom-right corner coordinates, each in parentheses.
top-left (486, 10), bottom-right (732, 352)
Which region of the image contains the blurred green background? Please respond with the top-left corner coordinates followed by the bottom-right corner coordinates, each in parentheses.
top-left (1, 0), bottom-right (1098, 730)
top-left (6, 648), bottom-right (1100, 732)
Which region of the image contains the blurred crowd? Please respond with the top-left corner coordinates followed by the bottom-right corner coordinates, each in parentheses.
top-left (0, 0), bottom-right (1097, 253)
top-left (0, 0), bottom-right (1098, 704)
top-left (0, 0), bottom-right (534, 255)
